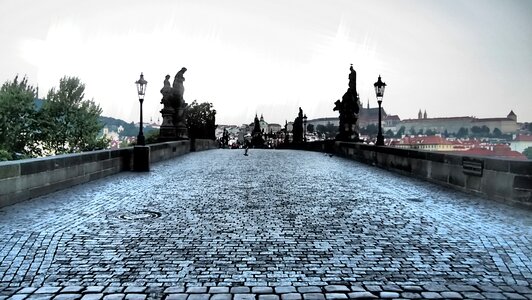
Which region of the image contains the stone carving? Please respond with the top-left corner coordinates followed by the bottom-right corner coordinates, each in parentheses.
top-left (160, 75), bottom-right (172, 106)
top-left (334, 64), bottom-right (360, 141)
top-left (158, 67), bottom-right (189, 141)
top-left (172, 67), bottom-right (187, 106)
top-left (292, 107), bottom-right (304, 144)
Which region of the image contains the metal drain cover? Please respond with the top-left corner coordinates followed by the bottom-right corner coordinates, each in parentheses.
top-left (118, 210), bottom-right (161, 220)
top-left (406, 197), bottom-right (424, 202)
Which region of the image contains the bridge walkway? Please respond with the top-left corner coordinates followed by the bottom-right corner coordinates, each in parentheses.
top-left (0, 149), bottom-right (530, 298)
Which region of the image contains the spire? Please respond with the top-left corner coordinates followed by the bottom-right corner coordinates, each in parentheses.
top-left (418, 109), bottom-right (422, 119)
top-left (423, 110), bottom-right (427, 119)
top-left (260, 114), bottom-right (264, 121)
top-left (367, 99), bottom-right (370, 109)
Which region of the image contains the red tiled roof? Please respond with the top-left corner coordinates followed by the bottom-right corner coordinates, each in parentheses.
top-left (399, 135), bottom-right (451, 145)
top-left (514, 134), bottom-right (532, 142)
top-left (462, 147), bottom-right (527, 160)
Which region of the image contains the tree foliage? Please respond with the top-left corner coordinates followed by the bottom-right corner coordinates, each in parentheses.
top-left (0, 76), bottom-right (39, 158)
top-left (359, 124), bottom-right (378, 136)
top-left (38, 76), bottom-right (105, 154)
top-left (185, 100), bottom-right (216, 140)
top-left (471, 125), bottom-right (490, 137)
top-left (315, 123), bottom-right (338, 139)
top-left (306, 124), bottom-right (314, 133)
top-left (523, 147), bottom-right (532, 160)
top-left (395, 126), bottom-right (406, 138)
top-left (456, 127), bottom-right (469, 138)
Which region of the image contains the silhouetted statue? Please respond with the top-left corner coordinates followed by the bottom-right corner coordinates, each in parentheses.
top-left (292, 107), bottom-right (304, 144)
top-left (251, 114), bottom-right (265, 147)
top-left (158, 67), bottom-right (189, 141)
top-left (160, 75), bottom-right (172, 106)
top-left (334, 64), bottom-right (360, 141)
top-left (173, 67), bottom-right (187, 105)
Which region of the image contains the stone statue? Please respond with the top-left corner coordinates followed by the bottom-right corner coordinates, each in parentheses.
top-left (160, 75), bottom-right (172, 106)
top-left (158, 67), bottom-right (189, 141)
top-left (292, 107), bottom-right (304, 144)
top-left (334, 64), bottom-right (360, 141)
top-left (173, 67), bottom-right (187, 104)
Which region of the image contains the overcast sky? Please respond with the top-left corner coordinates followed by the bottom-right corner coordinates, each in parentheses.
top-left (1, 0), bottom-right (531, 125)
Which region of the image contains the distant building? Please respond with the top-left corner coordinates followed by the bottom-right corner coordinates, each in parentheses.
top-left (460, 144), bottom-right (527, 160)
top-left (358, 102), bottom-right (386, 128)
top-left (390, 135), bottom-right (527, 159)
top-left (392, 135), bottom-right (454, 152)
top-left (268, 123), bottom-right (282, 134)
top-left (398, 110), bottom-right (519, 135)
top-left (510, 134), bottom-right (532, 153)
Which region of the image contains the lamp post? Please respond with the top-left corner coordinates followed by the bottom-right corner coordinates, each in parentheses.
top-left (135, 73), bottom-right (147, 146)
top-left (303, 114), bottom-right (308, 142)
top-left (374, 75), bottom-right (386, 146)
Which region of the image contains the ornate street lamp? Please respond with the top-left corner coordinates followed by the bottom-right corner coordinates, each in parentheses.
top-left (374, 75), bottom-right (386, 146)
top-left (303, 114), bottom-right (308, 142)
top-left (135, 73), bottom-right (148, 146)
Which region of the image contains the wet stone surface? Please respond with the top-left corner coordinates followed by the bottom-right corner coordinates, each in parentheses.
top-left (0, 149), bottom-right (531, 298)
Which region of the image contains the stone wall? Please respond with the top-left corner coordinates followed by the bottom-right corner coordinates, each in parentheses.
top-left (331, 141), bottom-right (532, 208)
top-left (0, 139), bottom-right (216, 208)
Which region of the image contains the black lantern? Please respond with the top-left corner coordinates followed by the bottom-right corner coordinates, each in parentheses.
top-left (374, 75), bottom-right (386, 100)
top-left (374, 75), bottom-right (386, 146)
top-left (135, 73), bottom-right (148, 146)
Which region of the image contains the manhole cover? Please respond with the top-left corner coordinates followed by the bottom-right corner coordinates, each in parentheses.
top-left (406, 198), bottom-right (424, 203)
top-left (118, 210), bottom-right (161, 220)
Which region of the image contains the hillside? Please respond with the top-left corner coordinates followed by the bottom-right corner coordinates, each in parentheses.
top-left (99, 116), bottom-right (157, 137)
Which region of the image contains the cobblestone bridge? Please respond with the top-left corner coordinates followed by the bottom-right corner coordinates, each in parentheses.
top-left (1, 149), bottom-right (531, 299)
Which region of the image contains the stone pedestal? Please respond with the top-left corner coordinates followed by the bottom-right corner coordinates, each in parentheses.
top-left (158, 107), bottom-right (177, 142)
top-left (175, 105), bottom-right (189, 139)
top-left (133, 146), bottom-right (150, 172)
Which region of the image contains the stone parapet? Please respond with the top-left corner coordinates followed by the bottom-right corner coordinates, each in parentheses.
top-left (329, 141), bottom-right (532, 208)
top-left (0, 139), bottom-right (215, 208)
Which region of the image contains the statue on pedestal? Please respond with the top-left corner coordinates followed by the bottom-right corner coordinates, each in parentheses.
top-left (158, 67), bottom-right (189, 141)
top-left (292, 107), bottom-right (304, 144)
top-left (334, 64), bottom-right (360, 141)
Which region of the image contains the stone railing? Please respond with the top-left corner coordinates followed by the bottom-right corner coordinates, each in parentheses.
top-left (304, 141), bottom-right (532, 209)
top-left (338, 142), bottom-right (531, 208)
top-left (0, 139), bottom-right (217, 208)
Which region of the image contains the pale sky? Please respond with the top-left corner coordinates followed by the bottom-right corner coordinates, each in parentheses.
top-left (1, 0), bottom-right (531, 125)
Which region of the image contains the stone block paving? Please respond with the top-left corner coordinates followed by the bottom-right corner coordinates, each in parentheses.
top-left (0, 149), bottom-right (531, 299)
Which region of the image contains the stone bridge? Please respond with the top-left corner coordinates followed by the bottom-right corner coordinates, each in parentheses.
top-left (0, 149), bottom-right (531, 299)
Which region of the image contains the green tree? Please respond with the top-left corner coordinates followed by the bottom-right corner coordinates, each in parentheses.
top-left (395, 126), bottom-right (405, 138)
top-left (0, 76), bottom-right (39, 158)
top-left (456, 127), bottom-right (469, 138)
top-left (492, 127), bottom-right (502, 138)
top-left (315, 123), bottom-right (338, 139)
top-left (523, 147), bottom-right (532, 160)
top-left (306, 123), bottom-right (314, 133)
top-left (39, 76), bottom-right (105, 154)
top-left (145, 129), bottom-right (160, 144)
top-left (425, 128), bottom-right (435, 136)
top-left (385, 129), bottom-right (394, 138)
top-left (185, 100), bottom-right (216, 140)
top-left (360, 124), bottom-right (378, 136)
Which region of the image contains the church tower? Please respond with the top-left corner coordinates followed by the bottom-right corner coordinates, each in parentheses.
top-left (507, 110), bottom-right (517, 121)
top-left (423, 110), bottom-right (427, 119)
top-left (418, 109), bottom-right (423, 119)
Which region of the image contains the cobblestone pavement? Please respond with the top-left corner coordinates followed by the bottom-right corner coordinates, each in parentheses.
top-left (0, 149), bottom-right (531, 299)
